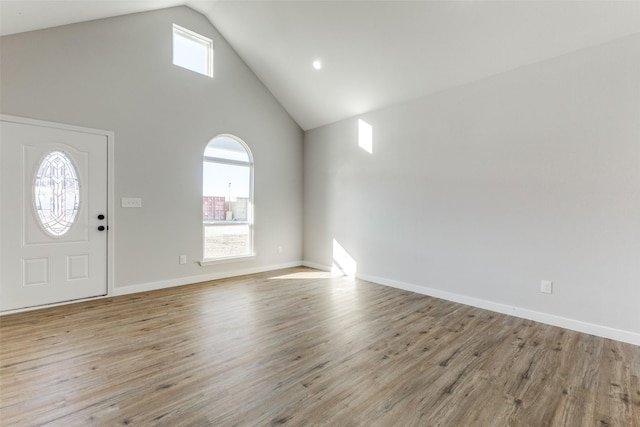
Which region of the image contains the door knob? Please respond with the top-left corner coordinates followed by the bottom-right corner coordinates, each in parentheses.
top-left (98, 225), bottom-right (105, 231)
top-left (98, 214), bottom-right (105, 220)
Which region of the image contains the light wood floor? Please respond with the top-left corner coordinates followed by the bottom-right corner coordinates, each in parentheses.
top-left (1, 267), bottom-right (638, 426)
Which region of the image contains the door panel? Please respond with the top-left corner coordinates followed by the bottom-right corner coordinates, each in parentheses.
top-left (1, 120), bottom-right (108, 311)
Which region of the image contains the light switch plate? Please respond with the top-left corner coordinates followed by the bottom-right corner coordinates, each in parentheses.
top-left (121, 197), bottom-right (142, 208)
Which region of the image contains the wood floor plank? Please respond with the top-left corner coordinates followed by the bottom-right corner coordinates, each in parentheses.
top-left (1, 267), bottom-right (639, 426)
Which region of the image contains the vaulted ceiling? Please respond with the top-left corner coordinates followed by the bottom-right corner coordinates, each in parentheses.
top-left (2, 1), bottom-right (640, 130)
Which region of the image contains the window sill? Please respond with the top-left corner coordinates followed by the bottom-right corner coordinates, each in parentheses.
top-left (198, 254), bottom-right (256, 266)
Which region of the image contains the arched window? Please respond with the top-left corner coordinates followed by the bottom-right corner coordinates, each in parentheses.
top-left (202, 135), bottom-right (253, 260)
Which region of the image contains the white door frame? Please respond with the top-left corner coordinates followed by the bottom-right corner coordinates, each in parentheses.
top-left (0, 114), bottom-right (115, 313)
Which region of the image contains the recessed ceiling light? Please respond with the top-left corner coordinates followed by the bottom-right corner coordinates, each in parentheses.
top-left (312, 60), bottom-right (322, 70)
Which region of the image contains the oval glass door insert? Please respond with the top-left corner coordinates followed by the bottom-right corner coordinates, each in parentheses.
top-left (34, 151), bottom-right (80, 236)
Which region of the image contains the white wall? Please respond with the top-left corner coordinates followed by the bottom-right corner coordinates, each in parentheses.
top-left (304, 34), bottom-right (640, 344)
top-left (1, 6), bottom-right (304, 291)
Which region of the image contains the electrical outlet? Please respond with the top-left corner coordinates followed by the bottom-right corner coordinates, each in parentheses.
top-left (541, 280), bottom-right (553, 294)
top-left (179, 255), bottom-right (187, 265)
top-left (277, 245), bottom-right (283, 254)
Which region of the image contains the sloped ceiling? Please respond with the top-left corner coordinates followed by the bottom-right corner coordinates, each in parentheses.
top-left (2, 1), bottom-right (640, 130)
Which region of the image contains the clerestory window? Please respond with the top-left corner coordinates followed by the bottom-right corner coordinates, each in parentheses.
top-left (173, 24), bottom-right (213, 77)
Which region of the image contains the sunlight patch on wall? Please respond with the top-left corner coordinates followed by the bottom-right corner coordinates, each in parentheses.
top-left (332, 238), bottom-right (357, 277)
top-left (358, 119), bottom-right (373, 154)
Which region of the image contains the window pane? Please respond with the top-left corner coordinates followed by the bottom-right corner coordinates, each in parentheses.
top-left (173, 25), bottom-right (212, 77)
top-left (203, 135), bottom-right (253, 261)
top-left (204, 224), bottom-right (250, 258)
top-left (34, 151), bottom-right (80, 237)
top-left (202, 162), bottom-right (251, 212)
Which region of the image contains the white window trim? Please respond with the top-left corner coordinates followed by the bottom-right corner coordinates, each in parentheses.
top-left (173, 24), bottom-right (213, 78)
top-left (201, 135), bottom-right (254, 263)
top-left (198, 254), bottom-right (256, 267)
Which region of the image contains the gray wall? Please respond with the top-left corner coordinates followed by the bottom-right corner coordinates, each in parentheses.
top-left (304, 34), bottom-right (640, 341)
top-left (2, 6), bottom-right (638, 342)
top-left (1, 6), bottom-right (304, 290)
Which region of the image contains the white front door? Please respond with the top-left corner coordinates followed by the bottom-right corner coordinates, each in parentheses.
top-left (0, 119), bottom-right (108, 311)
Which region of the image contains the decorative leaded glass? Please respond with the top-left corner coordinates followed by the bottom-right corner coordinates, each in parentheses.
top-left (33, 151), bottom-right (80, 237)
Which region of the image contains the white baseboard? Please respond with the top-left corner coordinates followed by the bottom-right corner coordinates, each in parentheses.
top-left (299, 261), bottom-right (639, 346)
top-left (6, 258), bottom-right (638, 346)
top-left (1, 262), bottom-right (305, 316)
top-left (353, 271), bottom-right (640, 347)
top-left (113, 261), bottom-right (303, 296)
top-left (301, 260), bottom-right (332, 271)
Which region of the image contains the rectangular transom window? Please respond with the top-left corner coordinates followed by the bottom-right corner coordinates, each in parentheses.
top-left (173, 24), bottom-right (213, 77)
